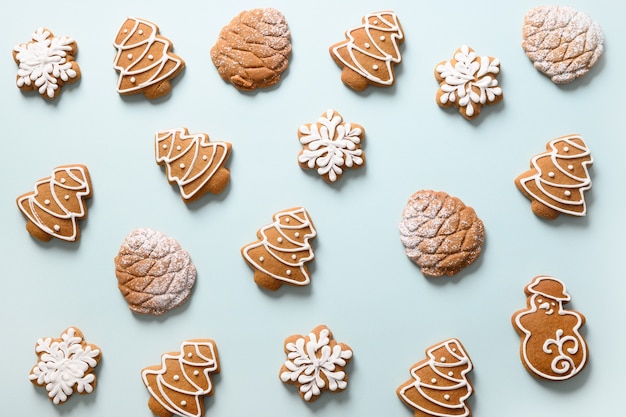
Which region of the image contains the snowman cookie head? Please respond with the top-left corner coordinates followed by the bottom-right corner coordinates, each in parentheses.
top-left (525, 276), bottom-right (570, 315)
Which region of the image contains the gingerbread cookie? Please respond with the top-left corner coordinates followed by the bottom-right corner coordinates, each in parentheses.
top-left (397, 338), bottom-right (474, 417)
top-left (211, 8), bottom-right (291, 91)
top-left (155, 128), bottom-right (232, 203)
top-left (279, 325), bottom-right (353, 402)
top-left (297, 110), bottom-right (365, 183)
top-left (241, 207), bottom-right (317, 291)
top-left (435, 45), bottom-right (502, 120)
top-left (29, 327), bottom-right (101, 405)
top-left (399, 190), bottom-right (485, 277)
top-left (142, 339), bottom-right (220, 417)
top-left (515, 134), bottom-right (593, 219)
top-left (13, 28), bottom-right (80, 99)
top-left (522, 6), bottom-right (604, 84)
top-left (512, 276), bottom-right (588, 381)
top-left (113, 17), bottom-right (185, 99)
top-left (330, 11), bottom-right (404, 91)
top-left (17, 164), bottom-right (92, 242)
top-left (115, 228), bottom-right (196, 316)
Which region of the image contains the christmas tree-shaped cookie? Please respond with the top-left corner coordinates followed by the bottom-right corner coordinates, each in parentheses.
top-left (113, 17), bottom-right (185, 99)
top-left (515, 134), bottom-right (593, 219)
top-left (330, 11), bottom-right (404, 91)
top-left (241, 207), bottom-right (317, 290)
top-left (397, 338), bottom-right (474, 417)
top-left (155, 128), bottom-right (231, 203)
top-left (16, 164), bottom-right (92, 242)
top-left (142, 339), bottom-right (220, 417)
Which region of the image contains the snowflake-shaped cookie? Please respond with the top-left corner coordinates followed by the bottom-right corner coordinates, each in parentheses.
top-left (13, 28), bottom-right (80, 99)
top-left (29, 327), bottom-right (101, 404)
top-left (435, 45), bottom-right (503, 120)
top-left (279, 325), bottom-right (353, 402)
top-left (298, 110), bottom-right (365, 183)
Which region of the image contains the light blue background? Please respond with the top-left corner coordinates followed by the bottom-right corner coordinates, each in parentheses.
top-left (0, 0), bottom-right (623, 415)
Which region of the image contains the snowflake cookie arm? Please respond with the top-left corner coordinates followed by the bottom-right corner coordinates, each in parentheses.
top-left (13, 28), bottom-right (80, 99)
top-left (279, 325), bottom-right (353, 402)
top-left (29, 327), bottom-right (101, 404)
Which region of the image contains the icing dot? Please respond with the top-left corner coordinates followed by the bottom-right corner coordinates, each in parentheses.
top-left (148, 54), bottom-right (154, 60)
top-left (277, 237), bottom-right (283, 243)
top-left (364, 42), bottom-right (371, 48)
top-left (372, 64), bottom-right (379, 70)
top-left (173, 375), bottom-right (180, 381)
top-left (291, 254), bottom-right (297, 260)
top-left (130, 77), bottom-right (136, 83)
top-left (162, 144), bottom-right (167, 149)
top-left (431, 378), bottom-right (437, 383)
top-left (440, 357), bottom-right (446, 362)
top-left (563, 146), bottom-right (570, 152)
top-left (548, 172), bottom-right (555, 178)
top-left (54, 225), bottom-right (60, 231)
top-left (179, 163), bottom-right (185, 169)
top-left (285, 217), bottom-right (290, 223)
top-left (60, 178), bottom-right (66, 184)
top-left (187, 352), bottom-right (192, 358)
top-left (127, 53), bottom-right (133, 60)
top-left (44, 199), bottom-right (50, 205)
top-left (193, 370), bottom-right (199, 376)
top-left (259, 256), bottom-right (264, 262)
top-left (138, 29), bottom-right (144, 35)
top-left (448, 371), bottom-right (454, 376)
top-left (380, 35), bottom-right (386, 41)
top-left (176, 145), bottom-right (182, 151)
top-left (286, 270), bottom-right (292, 276)
top-left (564, 190), bottom-right (572, 197)
top-left (295, 232), bottom-right (300, 238)
top-left (373, 19), bottom-right (379, 24)
top-left (444, 394), bottom-right (451, 401)
top-left (123, 29), bottom-right (128, 34)
top-left (452, 348), bottom-right (457, 352)
top-left (181, 400), bottom-right (187, 406)
top-left (203, 155), bottom-right (208, 161)
top-left (64, 195), bottom-right (70, 200)
top-left (567, 164), bottom-right (574, 170)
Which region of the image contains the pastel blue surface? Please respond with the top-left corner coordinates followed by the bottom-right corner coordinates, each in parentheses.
top-left (0, 1), bottom-right (623, 416)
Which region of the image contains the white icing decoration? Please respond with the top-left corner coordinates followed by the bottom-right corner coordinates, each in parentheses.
top-left (398, 339), bottom-right (473, 417)
top-left (331, 11), bottom-right (403, 85)
top-left (29, 328), bottom-right (100, 405)
top-left (53, 225), bottom-right (60, 231)
top-left (280, 327), bottom-right (352, 402)
top-left (142, 340), bottom-right (218, 417)
top-left (513, 276), bottom-right (588, 381)
top-left (242, 207), bottom-right (316, 286)
top-left (517, 134), bottom-right (593, 216)
top-left (113, 17), bottom-right (183, 94)
top-left (127, 53), bottom-right (133, 59)
top-left (155, 128), bottom-right (230, 201)
top-left (17, 165), bottom-right (91, 241)
top-left (13, 28), bottom-right (79, 98)
top-left (44, 199), bottom-right (50, 205)
top-left (435, 45), bottom-right (502, 118)
top-left (298, 109), bottom-right (364, 183)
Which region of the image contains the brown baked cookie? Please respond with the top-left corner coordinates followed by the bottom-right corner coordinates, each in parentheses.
top-left (399, 190), bottom-right (485, 277)
top-left (113, 17), bottom-right (185, 99)
top-left (279, 325), bottom-right (353, 402)
top-left (155, 128), bottom-right (232, 203)
top-left (142, 339), bottom-right (220, 417)
top-left (512, 276), bottom-right (588, 381)
top-left (515, 134), bottom-right (593, 219)
top-left (330, 11), bottom-right (404, 91)
top-left (211, 8), bottom-right (291, 91)
top-left (397, 338), bottom-right (474, 417)
top-left (115, 228), bottom-right (196, 316)
top-left (29, 327), bottom-right (101, 405)
top-left (16, 164), bottom-right (92, 242)
top-left (13, 28), bottom-right (80, 99)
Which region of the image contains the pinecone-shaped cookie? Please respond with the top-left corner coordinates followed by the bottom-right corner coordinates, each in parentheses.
top-left (522, 6), bottom-right (604, 84)
top-left (399, 190), bottom-right (485, 277)
top-left (210, 8), bottom-right (291, 91)
top-left (115, 228), bottom-right (196, 316)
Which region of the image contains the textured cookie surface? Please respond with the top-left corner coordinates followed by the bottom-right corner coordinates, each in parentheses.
top-left (397, 338), bottom-right (474, 417)
top-left (522, 5), bottom-right (604, 84)
top-left (115, 228), bottom-right (196, 315)
top-left (279, 325), bottom-right (353, 402)
top-left (142, 339), bottom-right (220, 417)
top-left (29, 327), bottom-right (101, 404)
top-left (297, 109), bottom-right (365, 183)
top-left (210, 8), bottom-right (291, 91)
top-left (13, 28), bottom-right (80, 99)
top-left (113, 17), bottom-right (185, 99)
top-left (155, 128), bottom-right (231, 203)
top-left (515, 134), bottom-right (593, 219)
top-left (399, 190), bottom-right (484, 277)
top-left (16, 164), bottom-right (92, 242)
top-left (512, 276), bottom-right (588, 381)
top-left (330, 11), bottom-right (404, 91)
